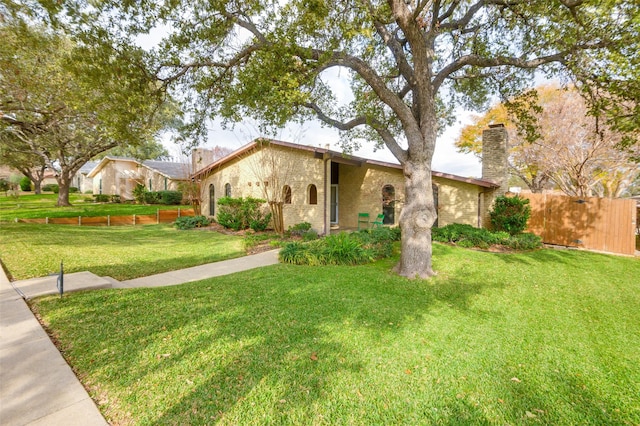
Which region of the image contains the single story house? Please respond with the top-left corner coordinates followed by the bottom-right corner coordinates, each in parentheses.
top-left (87, 157), bottom-right (190, 200)
top-left (193, 126), bottom-right (510, 235)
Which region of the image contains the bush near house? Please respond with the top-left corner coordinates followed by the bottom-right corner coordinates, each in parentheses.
top-left (217, 196), bottom-right (272, 232)
top-left (280, 227), bottom-right (401, 266)
top-left (432, 223), bottom-right (541, 250)
top-left (133, 183), bottom-right (183, 205)
top-left (489, 195), bottom-right (531, 235)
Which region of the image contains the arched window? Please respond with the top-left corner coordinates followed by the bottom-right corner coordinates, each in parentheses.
top-left (283, 185), bottom-right (292, 204)
top-left (382, 184), bottom-right (395, 225)
top-left (209, 184), bottom-right (215, 216)
top-left (224, 183), bottom-right (231, 197)
top-left (308, 184), bottom-right (317, 205)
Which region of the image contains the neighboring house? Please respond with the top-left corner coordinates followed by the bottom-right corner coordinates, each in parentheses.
top-left (87, 157), bottom-right (190, 200)
top-left (74, 161), bottom-right (98, 193)
top-left (193, 125), bottom-right (510, 235)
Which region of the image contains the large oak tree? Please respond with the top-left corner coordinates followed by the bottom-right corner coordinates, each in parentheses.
top-left (43, 0), bottom-right (639, 277)
top-left (0, 15), bottom-right (166, 206)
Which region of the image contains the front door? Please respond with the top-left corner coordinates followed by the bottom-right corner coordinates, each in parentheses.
top-left (330, 185), bottom-right (338, 224)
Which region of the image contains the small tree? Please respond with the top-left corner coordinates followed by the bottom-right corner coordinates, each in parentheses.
top-left (245, 140), bottom-right (297, 234)
top-left (489, 195), bottom-right (531, 236)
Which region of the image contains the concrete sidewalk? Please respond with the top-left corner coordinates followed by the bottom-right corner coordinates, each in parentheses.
top-left (0, 250), bottom-right (280, 425)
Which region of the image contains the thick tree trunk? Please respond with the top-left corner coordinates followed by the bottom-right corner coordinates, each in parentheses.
top-left (56, 172), bottom-right (72, 206)
top-left (396, 161), bottom-right (438, 279)
top-left (33, 180), bottom-right (42, 194)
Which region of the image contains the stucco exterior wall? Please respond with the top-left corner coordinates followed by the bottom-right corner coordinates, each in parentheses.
top-left (199, 143), bottom-right (488, 234)
top-left (337, 163), bottom-right (405, 228)
top-left (433, 177), bottom-right (481, 227)
top-left (92, 160), bottom-right (183, 200)
top-left (92, 160), bottom-right (139, 198)
top-left (201, 145), bottom-right (327, 233)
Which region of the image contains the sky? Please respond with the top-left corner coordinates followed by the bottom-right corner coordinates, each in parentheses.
top-left (172, 113), bottom-right (483, 178)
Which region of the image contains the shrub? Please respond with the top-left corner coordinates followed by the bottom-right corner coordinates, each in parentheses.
top-left (217, 197), bottom-right (270, 231)
top-left (432, 223), bottom-right (541, 251)
top-left (133, 184), bottom-right (147, 204)
top-left (43, 183), bottom-right (59, 193)
top-left (175, 215), bottom-right (210, 230)
top-left (250, 212), bottom-right (272, 232)
top-left (279, 228), bottom-right (399, 266)
top-left (19, 176), bottom-right (32, 191)
top-left (507, 233), bottom-right (542, 250)
top-left (0, 178), bottom-right (10, 193)
top-left (288, 222), bottom-right (312, 237)
top-left (490, 195), bottom-right (531, 235)
top-left (158, 190), bottom-right (183, 205)
top-left (94, 194), bottom-right (110, 202)
top-left (110, 194), bottom-right (121, 203)
top-left (143, 191), bottom-right (161, 204)
top-left (302, 229), bottom-right (319, 242)
top-left (69, 186), bottom-right (79, 193)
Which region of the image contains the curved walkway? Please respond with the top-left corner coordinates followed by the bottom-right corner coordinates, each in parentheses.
top-left (0, 250), bottom-right (280, 426)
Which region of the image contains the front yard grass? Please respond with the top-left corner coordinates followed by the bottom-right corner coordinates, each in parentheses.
top-left (0, 223), bottom-right (245, 280)
top-left (31, 245), bottom-right (640, 425)
top-left (0, 193), bottom-right (185, 222)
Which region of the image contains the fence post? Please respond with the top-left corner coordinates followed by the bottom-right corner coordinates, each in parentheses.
top-left (107, 215), bottom-right (110, 227)
top-left (46, 217), bottom-right (49, 224)
top-left (133, 214), bottom-right (136, 225)
top-left (178, 207), bottom-right (181, 218)
top-left (157, 209), bottom-right (159, 224)
top-left (79, 216), bottom-right (82, 226)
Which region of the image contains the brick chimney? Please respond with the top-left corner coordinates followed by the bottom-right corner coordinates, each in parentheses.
top-left (191, 148), bottom-right (215, 173)
top-left (481, 124), bottom-right (509, 227)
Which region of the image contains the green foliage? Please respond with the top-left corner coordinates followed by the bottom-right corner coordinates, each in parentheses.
top-left (216, 196), bottom-right (270, 231)
top-left (69, 187), bottom-right (79, 193)
top-left (433, 223), bottom-right (541, 251)
top-left (280, 228), bottom-right (399, 266)
top-left (490, 195), bottom-right (531, 235)
top-left (302, 229), bottom-right (319, 242)
top-left (143, 191), bottom-right (160, 205)
top-left (110, 194), bottom-right (121, 203)
top-left (507, 233), bottom-right (543, 250)
top-left (174, 215), bottom-right (210, 230)
top-left (43, 184), bottom-right (59, 193)
top-left (19, 176), bottom-right (32, 191)
top-left (287, 222), bottom-right (312, 237)
top-left (0, 178), bottom-right (10, 193)
top-left (94, 194), bottom-right (110, 202)
top-left (158, 190), bottom-right (183, 205)
top-left (27, 244), bottom-right (640, 425)
top-left (133, 184), bottom-right (147, 204)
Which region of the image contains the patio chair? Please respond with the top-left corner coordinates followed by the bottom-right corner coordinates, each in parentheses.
top-left (371, 213), bottom-right (384, 228)
top-left (357, 212), bottom-right (370, 230)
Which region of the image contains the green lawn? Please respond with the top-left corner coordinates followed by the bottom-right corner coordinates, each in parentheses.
top-left (31, 245), bottom-right (640, 425)
top-left (0, 223), bottom-right (244, 280)
top-left (0, 193), bottom-right (185, 222)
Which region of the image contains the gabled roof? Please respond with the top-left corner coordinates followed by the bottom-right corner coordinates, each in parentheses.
top-left (87, 157), bottom-right (190, 180)
top-left (192, 138), bottom-right (499, 189)
top-left (78, 161), bottom-right (98, 175)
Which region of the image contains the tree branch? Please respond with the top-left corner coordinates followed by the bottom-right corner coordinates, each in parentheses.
top-left (303, 101), bottom-right (408, 163)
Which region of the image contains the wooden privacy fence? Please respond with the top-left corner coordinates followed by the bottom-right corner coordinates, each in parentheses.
top-left (522, 193), bottom-right (637, 256)
top-left (17, 208), bottom-right (195, 226)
